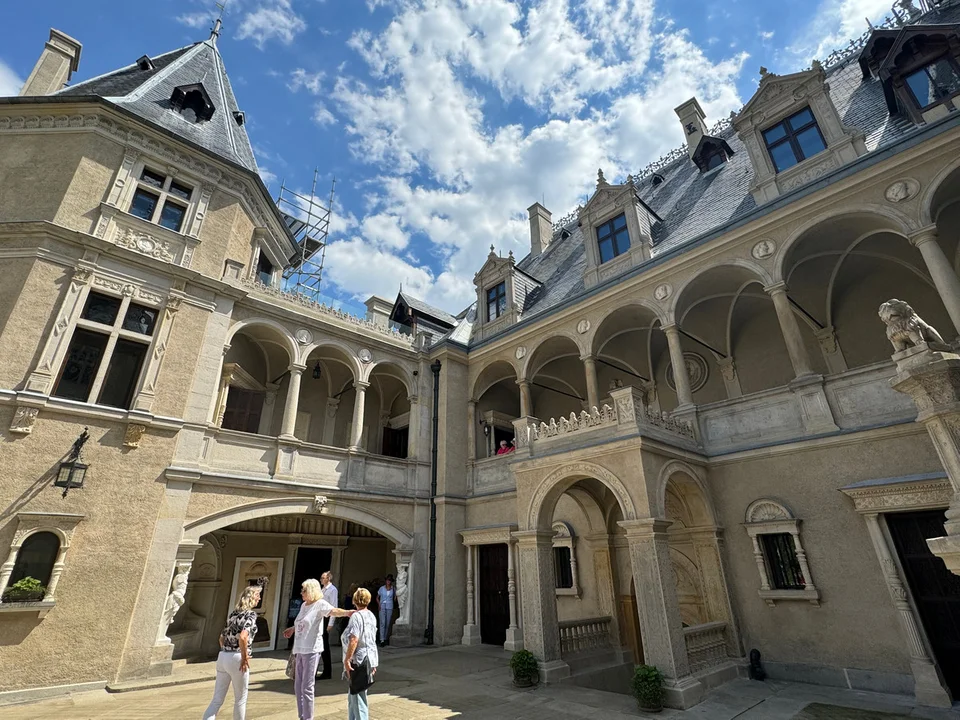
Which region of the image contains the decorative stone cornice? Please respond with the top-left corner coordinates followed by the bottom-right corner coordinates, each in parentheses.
top-left (840, 476), bottom-right (952, 513)
top-left (461, 524), bottom-right (518, 546)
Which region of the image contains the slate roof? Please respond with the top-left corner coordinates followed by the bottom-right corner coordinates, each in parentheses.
top-left (397, 292), bottom-right (458, 327)
top-left (56, 38), bottom-right (258, 172)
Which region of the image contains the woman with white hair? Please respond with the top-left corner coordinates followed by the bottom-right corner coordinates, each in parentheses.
top-left (203, 583), bottom-right (262, 720)
top-left (343, 587), bottom-right (379, 720)
top-left (282, 578), bottom-right (354, 720)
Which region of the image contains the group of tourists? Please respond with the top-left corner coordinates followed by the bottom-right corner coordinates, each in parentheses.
top-left (201, 570), bottom-right (398, 720)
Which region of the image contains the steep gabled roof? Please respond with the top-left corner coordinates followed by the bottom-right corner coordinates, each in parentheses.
top-left (56, 38), bottom-right (258, 172)
top-left (394, 292), bottom-right (458, 327)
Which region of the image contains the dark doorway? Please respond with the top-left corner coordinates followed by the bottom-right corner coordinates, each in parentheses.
top-left (221, 388), bottom-right (264, 433)
top-left (285, 547), bottom-right (332, 648)
top-left (887, 510), bottom-right (960, 697)
top-left (477, 544), bottom-right (509, 646)
top-left (620, 577), bottom-right (644, 665)
top-left (381, 426), bottom-right (409, 458)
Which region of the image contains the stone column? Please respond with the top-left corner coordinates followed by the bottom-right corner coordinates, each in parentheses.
top-left (691, 529), bottom-right (741, 658)
top-left (518, 379), bottom-right (533, 418)
top-left (349, 380), bottom-right (370, 451)
top-left (0, 546), bottom-right (18, 602)
top-left (619, 519), bottom-right (703, 709)
top-left (910, 227), bottom-right (960, 339)
top-left (864, 514), bottom-right (952, 706)
top-left (661, 324), bottom-right (693, 407)
top-left (461, 543), bottom-right (481, 645)
top-left (582, 356), bottom-right (599, 410)
top-left (407, 395), bottom-right (420, 460)
top-left (467, 400), bottom-right (477, 462)
top-left (279, 364), bottom-right (306, 439)
top-left (764, 283), bottom-right (815, 378)
top-left (513, 530), bottom-right (568, 681)
top-left (889, 343), bottom-right (960, 574)
top-left (504, 539), bottom-right (523, 651)
top-left (214, 369), bottom-right (233, 427)
top-left (585, 533), bottom-right (624, 661)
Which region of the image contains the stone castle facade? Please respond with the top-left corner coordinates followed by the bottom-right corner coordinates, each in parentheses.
top-left (2, 3), bottom-right (960, 709)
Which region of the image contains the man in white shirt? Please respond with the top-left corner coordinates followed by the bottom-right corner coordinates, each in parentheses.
top-left (318, 571), bottom-right (339, 679)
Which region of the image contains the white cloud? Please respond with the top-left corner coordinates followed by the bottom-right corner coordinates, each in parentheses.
top-left (760, 30), bottom-right (775, 41)
top-left (259, 166), bottom-right (278, 185)
top-left (236, 0), bottom-right (307, 48)
top-left (325, 236), bottom-right (434, 302)
top-left (787, 0), bottom-right (893, 64)
top-left (288, 68), bottom-right (325, 94)
top-left (177, 12), bottom-right (216, 30)
top-left (312, 102), bottom-right (337, 126)
top-left (361, 213), bottom-right (410, 250)
top-left (0, 59), bottom-right (23, 97)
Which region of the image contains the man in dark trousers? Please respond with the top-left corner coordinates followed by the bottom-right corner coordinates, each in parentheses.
top-left (318, 571), bottom-right (338, 679)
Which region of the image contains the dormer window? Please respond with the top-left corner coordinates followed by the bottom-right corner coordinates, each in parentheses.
top-left (597, 213), bottom-right (630, 264)
top-left (170, 83), bottom-right (215, 123)
top-left (128, 168), bottom-right (192, 232)
top-left (692, 135), bottom-right (735, 173)
top-left (762, 108), bottom-right (826, 173)
top-left (904, 57), bottom-right (960, 110)
top-left (257, 252), bottom-right (274, 286)
top-left (486, 282), bottom-right (506, 321)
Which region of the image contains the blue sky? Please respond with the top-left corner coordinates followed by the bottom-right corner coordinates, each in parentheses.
top-left (1, 0), bottom-right (903, 316)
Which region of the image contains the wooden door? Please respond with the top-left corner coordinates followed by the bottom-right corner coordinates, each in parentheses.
top-left (887, 510), bottom-right (960, 696)
top-left (477, 544), bottom-right (510, 646)
top-left (222, 388), bottom-right (264, 433)
top-left (619, 578), bottom-right (644, 665)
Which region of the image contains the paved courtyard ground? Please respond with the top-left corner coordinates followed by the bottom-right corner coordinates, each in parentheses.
top-left (2, 645), bottom-right (959, 719)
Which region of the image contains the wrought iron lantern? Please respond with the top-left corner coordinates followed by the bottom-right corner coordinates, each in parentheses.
top-left (55, 427), bottom-right (90, 498)
top-left (312, 361), bottom-right (322, 380)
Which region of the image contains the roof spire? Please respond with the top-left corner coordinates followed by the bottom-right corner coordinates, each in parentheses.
top-left (211, 1), bottom-right (227, 42)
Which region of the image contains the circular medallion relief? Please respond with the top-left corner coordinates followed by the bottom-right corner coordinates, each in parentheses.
top-left (577, 319), bottom-right (591, 334)
top-left (515, 346), bottom-right (526, 360)
top-left (654, 283), bottom-right (672, 301)
top-left (665, 352), bottom-right (709, 393)
top-left (884, 178), bottom-right (919, 204)
top-left (358, 348), bottom-right (373, 363)
top-left (295, 328), bottom-right (314, 345)
top-left (751, 239), bottom-right (776, 260)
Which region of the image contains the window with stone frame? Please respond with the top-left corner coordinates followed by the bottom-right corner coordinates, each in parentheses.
top-left (0, 514), bottom-right (82, 611)
top-left (596, 213), bottom-right (631, 264)
top-left (904, 56), bottom-right (960, 110)
top-left (552, 522), bottom-right (580, 596)
top-left (2, 532), bottom-right (59, 602)
top-left (52, 291), bottom-right (159, 409)
top-left (744, 499), bottom-right (820, 606)
top-left (553, 546), bottom-right (574, 588)
top-left (486, 281), bottom-right (506, 321)
top-left (256, 251), bottom-right (275, 287)
top-left (762, 107), bottom-right (827, 173)
top-left (127, 167), bottom-right (193, 233)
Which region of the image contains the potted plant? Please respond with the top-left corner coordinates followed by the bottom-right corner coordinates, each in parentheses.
top-left (631, 664), bottom-right (664, 713)
top-left (509, 649), bottom-right (539, 688)
top-left (2, 576), bottom-right (46, 603)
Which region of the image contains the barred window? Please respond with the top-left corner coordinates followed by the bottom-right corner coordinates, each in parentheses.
top-left (760, 533), bottom-right (806, 590)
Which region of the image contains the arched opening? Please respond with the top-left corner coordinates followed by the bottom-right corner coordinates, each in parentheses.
top-left (525, 336), bottom-right (586, 421)
top-left (928, 165), bottom-right (960, 280)
top-left (783, 213), bottom-right (951, 370)
top-left (220, 322), bottom-right (296, 435)
top-left (367, 362), bottom-right (412, 457)
top-left (592, 303), bottom-right (661, 410)
top-left (472, 360), bottom-right (520, 459)
top-left (296, 344), bottom-right (359, 447)
top-left (675, 264), bottom-right (797, 401)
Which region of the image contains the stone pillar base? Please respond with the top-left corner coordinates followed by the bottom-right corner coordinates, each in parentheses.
top-left (662, 674), bottom-right (705, 709)
top-left (538, 659), bottom-right (570, 684)
top-left (148, 642), bottom-right (175, 678)
top-left (461, 624), bottom-right (481, 646)
top-left (503, 627), bottom-right (523, 652)
top-left (391, 622), bottom-right (413, 647)
top-left (911, 658), bottom-right (953, 707)
top-left (926, 534), bottom-right (960, 576)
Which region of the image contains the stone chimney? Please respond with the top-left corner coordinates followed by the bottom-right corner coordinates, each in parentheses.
top-left (364, 295), bottom-right (394, 329)
top-left (528, 202), bottom-right (553, 257)
top-left (674, 97), bottom-right (707, 160)
top-left (20, 29), bottom-right (82, 97)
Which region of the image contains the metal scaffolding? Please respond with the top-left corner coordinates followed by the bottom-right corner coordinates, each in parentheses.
top-left (277, 168), bottom-right (335, 304)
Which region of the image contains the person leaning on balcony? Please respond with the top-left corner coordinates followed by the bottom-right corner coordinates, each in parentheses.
top-left (496, 439), bottom-right (511, 455)
top-left (203, 583), bottom-right (261, 720)
top-left (283, 578), bottom-right (354, 720)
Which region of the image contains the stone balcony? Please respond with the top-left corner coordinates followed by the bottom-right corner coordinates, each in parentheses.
top-left (195, 428), bottom-right (430, 496)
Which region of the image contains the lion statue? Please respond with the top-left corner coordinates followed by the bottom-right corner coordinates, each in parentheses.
top-left (878, 299), bottom-right (945, 352)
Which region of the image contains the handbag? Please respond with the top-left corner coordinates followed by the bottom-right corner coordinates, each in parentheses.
top-left (348, 612), bottom-right (375, 695)
top-left (285, 652), bottom-right (296, 681)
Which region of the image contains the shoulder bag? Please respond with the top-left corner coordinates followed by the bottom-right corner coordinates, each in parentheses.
top-left (348, 611), bottom-right (375, 695)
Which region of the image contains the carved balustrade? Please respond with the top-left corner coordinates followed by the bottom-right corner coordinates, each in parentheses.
top-left (683, 621), bottom-right (728, 673)
top-left (558, 615), bottom-right (613, 656)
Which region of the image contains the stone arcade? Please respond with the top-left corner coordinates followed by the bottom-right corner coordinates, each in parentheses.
top-left (3, 1), bottom-right (960, 710)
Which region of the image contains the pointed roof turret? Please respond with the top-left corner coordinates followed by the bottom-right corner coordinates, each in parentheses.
top-left (55, 36), bottom-right (257, 171)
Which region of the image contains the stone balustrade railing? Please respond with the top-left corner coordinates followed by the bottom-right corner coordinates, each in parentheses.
top-left (240, 277), bottom-right (419, 347)
top-left (558, 615), bottom-right (612, 656)
top-left (683, 621), bottom-right (728, 673)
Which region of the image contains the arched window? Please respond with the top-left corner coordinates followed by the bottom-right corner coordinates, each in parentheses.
top-left (4, 532), bottom-right (60, 601)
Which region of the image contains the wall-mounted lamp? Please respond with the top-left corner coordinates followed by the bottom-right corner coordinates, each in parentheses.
top-left (479, 418), bottom-right (490, 437)
top-left (55, 427), bottom-right (90, 498)
top-left (312, 361), bottom-right (322, 380)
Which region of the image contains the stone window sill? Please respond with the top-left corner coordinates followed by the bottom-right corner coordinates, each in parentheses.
top-left (556, 587), bottom-right (580, 597)
top-left (758, 588), bottom-right (820, 607)
top-left (0, 600), bottom-right (55, 618)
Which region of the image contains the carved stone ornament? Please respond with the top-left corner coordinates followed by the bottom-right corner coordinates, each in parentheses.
top-left (158, 562), bottom-right (191, 643)
top-left (654, 283), bottom-right (672, 301)
top-left (666, 352), bottom-right (709, 393)
top-left (313, 495), bottom-right (329, 513)
top-left (879, 299), bottom-right (945, 352)
top-left (358, 349), bottom-right (373, 363)
top-left (751, 239), bottom-right (776, 259)
top-left (577, 319), bottom-right (591, 334)
top-left (115, 228), bottom-right (175, 263)
top-left (123, 423), bottom-right (147, 448)
top-left (884, 178), bottom-right (919, 204)
top-left (9, 406), bottom-right (39, 434)
top-left (515, 346), bottom-right (526, 360)
top-left (295, 328), bottom-right (314, 345)
top-left (746, 499), bottom-right (792, 523)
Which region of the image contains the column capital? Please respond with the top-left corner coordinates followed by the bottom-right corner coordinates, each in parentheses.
top-left (408, 394), bottom-right (419, 404)
top-left (580, 354), bottom-right (596, 363)
top-left (511, 529), bottom-right (556, 546)
top-left (909, 226), bottom-right (939, 248)
top-left (660, 322), bottom-right (680, 335)
top-left (516, 378), bottom-right (531, 387)
top-left (289, 363), bottom-right (307, 374)
top-left (467, 398), bottom-right (477, 407)
top-left (762, 281), bottom-right (788, 295)
top-left (354, 379), bottom-right (370, 390)
top-left (618, 518), bottom-right (673, 539)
